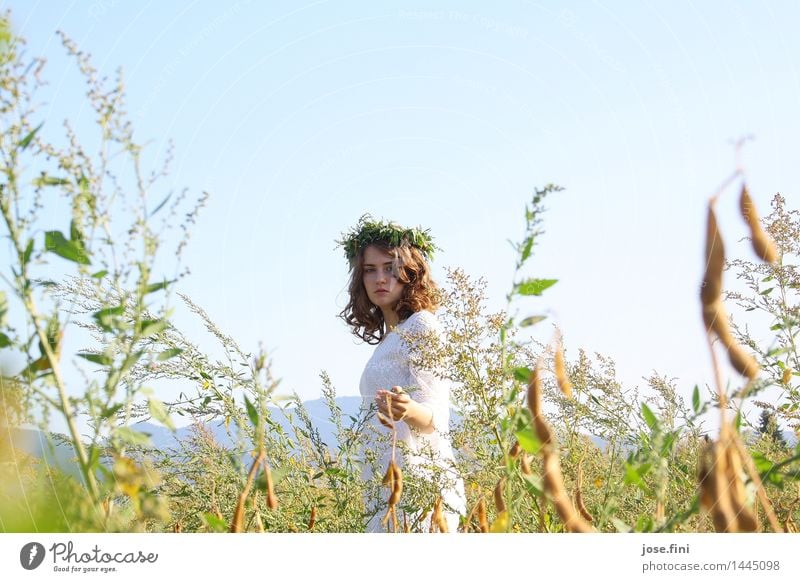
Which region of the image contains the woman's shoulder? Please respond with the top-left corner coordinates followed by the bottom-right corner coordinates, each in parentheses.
top-left (400, 309), bottom-right (443, 333)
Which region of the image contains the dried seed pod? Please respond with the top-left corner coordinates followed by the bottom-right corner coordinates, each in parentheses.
top-left (308, 506), bottom-right (317, 531)
top-left (477, 498), bottom-right (489, 533)
top-left (740, 184), bottom-right (778, 264)
top-left (701, 204), bottom-right (725, 306)
top-left (705, 300), bottom-right (760, 380)
top-left (520, 454), bottom-right (532, 476)
top-left (387, 462), bottom-right (403, 507)
top-left (431, 497), bottom-right (449, 533)
top-left (699, 440), bottom-right (738, 532)
top-left (527, 362), bottom-right (593, 533)
top-left (554, 344), bottom-right (573, 399)
top-left (726, 342), bottom-right (760, 381)
top-left (265, 462), bottom-right (278, 510)
top-left (493, 478), bottom-right (507, 513)
top-left (782, 368), bottom-right (793, 385)
top-left (509, 440), bottom-right (522, 460)
top-left (723, 437), bottom-right (758, 532)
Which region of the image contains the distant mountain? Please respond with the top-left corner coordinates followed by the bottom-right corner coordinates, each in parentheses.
top-left (9, 396), bottom-right (797, 476)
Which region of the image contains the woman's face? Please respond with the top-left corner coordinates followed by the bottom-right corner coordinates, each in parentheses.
top-left (362, 245), bottom-right (405, 311)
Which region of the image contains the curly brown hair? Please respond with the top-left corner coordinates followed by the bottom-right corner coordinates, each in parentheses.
top-left (339, 241), bottom-right (440, 344)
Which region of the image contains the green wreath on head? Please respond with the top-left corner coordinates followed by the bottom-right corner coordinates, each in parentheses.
top-left (335, 214), bottom-right (439, 265)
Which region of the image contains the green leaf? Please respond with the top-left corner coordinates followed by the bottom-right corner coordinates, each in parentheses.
top-left (519, 315), bottom-right (547, 327)
top-left (22, 238), bottom-right (34, 265)
top-left (515, 426), bottom-right (541, 454)
top-left (145, 279), bottom-right (175, 294)
top-left (244, 395), bottom-right (259, 428)
top-left (148, 397), bottom-right (176, 432)
top-left (692, 385), bottom-right (701, 414)
top-left (77, 352), bottom-right (113, 366)
top-left (200, 513), bottom-right (228, 532)
top-left (93, 305), bottom-right (124, 332)
top-left (520, 236), bottom-right (534, 264)
top-left (641, 403), bottom-right (658, 431)
top-left (157, 348), bottom-right (183, 361)
top-left (0, 332), bottom-right (11, 348)
top-left (18, 122), bottom-right (43, 150)
top-left (514, 278), bottom-right (558, 297)
top-left (139, 319), bottom-right (168, 337)
top-left (114, 426), bottom-right (152, 447)
top-left (44, 230), bottom-right (90, 265)
top-left (34, 174), bottom-right (71, 187)
top-left (512, 366), bottom-right (531, 383)
top-left (760, 287), bottom-right (774, 296)
top-left (120, 350), bottom-right (145, 374)
top-left (100, 403), bottom-right (124, 420)
top-left (91, 269), bottom-right (108, 279)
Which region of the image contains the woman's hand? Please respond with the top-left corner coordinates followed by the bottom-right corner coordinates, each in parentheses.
top-left (375, 386), bottom-right (411, 422)
top-left (375, 386), bottom-right (434, 433)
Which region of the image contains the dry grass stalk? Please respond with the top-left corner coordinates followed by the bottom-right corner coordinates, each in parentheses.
top-left (740, 184), bottom-right (778, 264)
top-left (230, 449), bottom-right (265, 533)
top-left (730, 436), bottom-right (782, 532)
top-left (574, 463), bottom-right (593, 523)
top-left (527, 364), bottom-right (593, 533)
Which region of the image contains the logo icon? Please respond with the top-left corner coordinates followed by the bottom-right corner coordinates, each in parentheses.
top-left (20, 542), bottom-right (46, 570)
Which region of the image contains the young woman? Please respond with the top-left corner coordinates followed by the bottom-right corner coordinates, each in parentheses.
top-left (337, 215), bottom-right (466, 532)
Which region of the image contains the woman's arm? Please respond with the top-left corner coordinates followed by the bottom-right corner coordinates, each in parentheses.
top-left (375, 387), bottom-right (434, 434)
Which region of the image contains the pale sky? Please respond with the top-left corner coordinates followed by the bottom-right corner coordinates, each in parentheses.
top-left (4, 1), bottom-right (800, 431)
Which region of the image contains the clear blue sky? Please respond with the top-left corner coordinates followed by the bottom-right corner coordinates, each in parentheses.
top-left (4, 1), bottom-right (800, 429)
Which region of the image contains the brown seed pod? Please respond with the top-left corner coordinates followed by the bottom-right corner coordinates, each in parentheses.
top-left (494, 477), bottom-right (507, 513)
top-left (723, 437), bottom-right (758, 532)
top-left (527, 363), bottom-right (593, 533)
top-left (701, 204), bottom-right (725, 306)
top-left (704, 300), bottom-right (760, 381)
top-left (308, 506), bottom-right (317, 531)
top-left (520, 454), bottom-right (532, 476)
top-left (554, 344), bottom-right (573, 399)
top-left (264, 461), bottom-right (278, 510)
top-left (431, 497), bottom-right (449, 533)
top-left (740, 184), bottom-right (778, 264)
top-left (477, 498), bottom-right (489, 533)
top-left (726, 342), bottom-right (760, 381)
top-left (699, 439), bottom-right (738, 532)
top-left (387, 462), bottom-right (403, 507)
top-left (509, 440), bottom-right (522, 460)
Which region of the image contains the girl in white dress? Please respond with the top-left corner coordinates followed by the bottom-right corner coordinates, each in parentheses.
top-left (337, 215), bottom-right (466, 532)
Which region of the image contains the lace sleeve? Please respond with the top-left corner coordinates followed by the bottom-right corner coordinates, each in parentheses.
top-left (400, 311), bottom-right (450, 432)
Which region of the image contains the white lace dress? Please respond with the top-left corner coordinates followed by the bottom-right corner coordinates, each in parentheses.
top-left (358, 309), bottom-right (466, 532)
